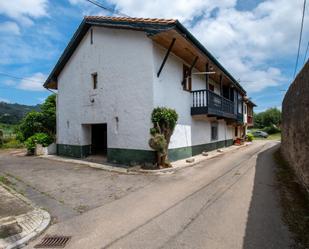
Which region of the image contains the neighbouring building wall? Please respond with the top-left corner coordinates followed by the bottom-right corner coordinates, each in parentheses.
top-left (282, 60), bottom-right (309, 191)
top-left (57, 27), bottom-right (155, 163)
top-left (152, 43), bottom-right (234, 161)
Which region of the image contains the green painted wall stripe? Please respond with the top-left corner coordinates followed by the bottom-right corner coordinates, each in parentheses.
top-left (57, 144), bottom-right (91, 158)
top-left (169, 139), bottom-right (234, 161)
top-left (107, 148), bottom-right (155, 166)
top-left (57, 139), bottom-right (234, 165)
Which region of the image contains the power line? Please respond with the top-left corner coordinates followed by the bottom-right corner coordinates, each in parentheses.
top-left (303, 41), bottom-right (309, 65)
top-left (0, 72), bottom-right (44, 83)
top-left (293, 0), bottom-right (307, 78)
top-left (84, 0), bottom-right (130, 17)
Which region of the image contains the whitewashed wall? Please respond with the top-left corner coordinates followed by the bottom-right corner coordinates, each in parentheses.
top-left (152, 43), bottom-right (234, 149)
top-left (57, 27), bottom-right (154, 150)
top-left (57, 26), bottom-right (234, 153)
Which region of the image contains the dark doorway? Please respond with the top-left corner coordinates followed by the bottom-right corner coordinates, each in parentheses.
top-left (91, 123), bottom-right (107, 155)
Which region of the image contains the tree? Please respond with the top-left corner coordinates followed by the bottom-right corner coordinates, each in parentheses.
top-left (40, 94), bottom-right (56, 137)
top-left (17, 111), bottom-right (44, 141)
top-left (254, 107), bottom-right (281, 128)
top-left (149, 107), bottom-right (178, 168)
top-left (17, 94), bottom-right (56, 141)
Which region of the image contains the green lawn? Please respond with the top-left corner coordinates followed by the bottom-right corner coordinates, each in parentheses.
top-left (253, 132), bottom-right (281, 141)
top-left (0, 123), bottom-right (23, 149)
top-left (0, 123), bottom-right (16, 136)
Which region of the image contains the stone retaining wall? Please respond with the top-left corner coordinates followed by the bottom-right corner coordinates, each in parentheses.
top-left (282, 60), bottom-right (309, 191)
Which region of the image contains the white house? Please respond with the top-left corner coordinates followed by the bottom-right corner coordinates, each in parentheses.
top-left (44, 16), bottom-right (255, 165)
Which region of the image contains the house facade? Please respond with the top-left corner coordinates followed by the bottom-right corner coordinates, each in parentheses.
top-left (243, 99), bottom-right (256, 135)
top-left (44, 16), bottom-right (254, 165)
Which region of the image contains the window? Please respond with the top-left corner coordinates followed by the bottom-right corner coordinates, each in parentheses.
top-left (211, 122), bottom-right (218, 141)
top-left (182, 64), bottom-right (192, 91)
top-left (209, 84), bottom-right (215, 91)
top-left (238, 93), bottom-right (243, 114)
top-left (92, 72), bottom-right (98, 89)
top-left (90, 29), bottom-right (93, 44)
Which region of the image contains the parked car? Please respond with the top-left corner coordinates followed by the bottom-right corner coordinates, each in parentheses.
top-left (252, 131), bottom-right (269, 138)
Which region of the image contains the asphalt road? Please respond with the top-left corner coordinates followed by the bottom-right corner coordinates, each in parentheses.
top-left (2, 141), bottom-right (291, 249)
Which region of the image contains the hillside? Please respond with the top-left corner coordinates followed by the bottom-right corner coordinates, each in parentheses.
top-left (0, 102), bottom-right (41, 124)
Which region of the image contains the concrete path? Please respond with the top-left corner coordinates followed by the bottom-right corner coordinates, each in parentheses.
top-left (0, 150), bottom-right (157, 224)
top-left (21, 141), bottom-right (291, 249)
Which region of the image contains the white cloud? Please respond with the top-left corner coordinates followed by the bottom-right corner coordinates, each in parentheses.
top-left (189, 0), bottom-right (309, 92)
top-left (18, 72), bottom-right (46, 91)
top-left (0, 0), bottom-right (48, 26)
top-left (0, 21), bottom-right (20, 35)
top-left (73, 0), bottom-right (306, 94)
top-left (108, 0), bottom-right (236, 22)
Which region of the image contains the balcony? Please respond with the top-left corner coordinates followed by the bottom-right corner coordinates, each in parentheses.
top-left (191, 89), bottom-right (236, 119)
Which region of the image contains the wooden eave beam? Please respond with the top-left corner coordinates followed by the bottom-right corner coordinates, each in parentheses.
top-left (157, 38), bottom-right (176, 77)
top-left (189, 56), bottom-right (199, 73)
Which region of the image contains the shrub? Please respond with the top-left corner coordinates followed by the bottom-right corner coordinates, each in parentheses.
top-left (25, 133), bottom-right (53, 153)
top-left (247, 133), bottom-right (254, 142)
top-left (149, 134), bottom-right (166, 154)
top-left (149, 107), bottom-right (178, 168)
top-left (263, 125), bottom-right (281, 134)
top-left (151, 107), bottom-right (178, 130)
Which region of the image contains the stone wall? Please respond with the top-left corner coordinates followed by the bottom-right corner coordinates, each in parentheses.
top-left (282, 60), bottom-right (309, 191)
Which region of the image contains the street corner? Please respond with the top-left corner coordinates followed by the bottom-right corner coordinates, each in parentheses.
top-left (0, 184), bottom-right (50, 249)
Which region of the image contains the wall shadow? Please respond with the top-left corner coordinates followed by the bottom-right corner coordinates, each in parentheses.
top-left (242, 143), bottom-right (292, 249)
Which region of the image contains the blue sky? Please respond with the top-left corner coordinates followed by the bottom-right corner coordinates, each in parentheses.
top-left (0, 0), bottom-right (308, 112)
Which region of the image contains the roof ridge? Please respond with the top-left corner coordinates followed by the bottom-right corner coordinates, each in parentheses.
top-left (84, 16), bottom-right (177, 24)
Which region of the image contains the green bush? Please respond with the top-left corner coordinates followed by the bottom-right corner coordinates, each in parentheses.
top-left (263, 125), bottom-right (281, 134)
top-left (149, 107), bottom-right (178, 168)
top-left (151, 107), bottom-right (178, 131)
top-left (247, 133), bottom-right (254, 142)
top-left (25, 133), bottom-right (53, 153)
top-left (149, 134), bottom-right (166, 154)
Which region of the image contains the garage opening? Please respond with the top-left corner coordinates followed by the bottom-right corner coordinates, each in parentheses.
top-left (91, 123), bottom-right (107, 155)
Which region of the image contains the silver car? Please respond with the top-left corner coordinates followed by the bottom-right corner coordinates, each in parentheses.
top-left (252, 131), bottom-right (269, 138)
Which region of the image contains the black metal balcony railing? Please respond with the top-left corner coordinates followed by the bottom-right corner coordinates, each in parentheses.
top-left (191, 89), bottom-right (237, 120)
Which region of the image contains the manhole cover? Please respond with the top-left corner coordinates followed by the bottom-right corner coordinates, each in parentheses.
top-left (34, 235), bottom-right (71, 248)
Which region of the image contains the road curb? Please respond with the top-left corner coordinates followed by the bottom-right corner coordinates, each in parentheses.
top-left (0, 183), bottom-right (51, 249)
top-left (39, 155), bottom-right (134, 174)
top-left (138, 143), bottom-right (251, 175)
top-left (39, 143), bottom-right (251, 175)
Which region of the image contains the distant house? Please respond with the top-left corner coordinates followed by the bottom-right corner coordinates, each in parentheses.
top-left (44, 16), bottom-right (254, 165)
top-left (243, 98), bottom-right (256, 135)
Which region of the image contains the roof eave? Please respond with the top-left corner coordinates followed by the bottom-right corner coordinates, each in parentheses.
top-left (174, 21), bottom-right (246, 95)
top-left (44, 19), bottom-right (90, 89)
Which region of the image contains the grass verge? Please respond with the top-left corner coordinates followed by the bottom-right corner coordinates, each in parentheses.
top-left (273, 149), bottom-right (309, 249)
top-left (253, 132), bottom-right (281, 141)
